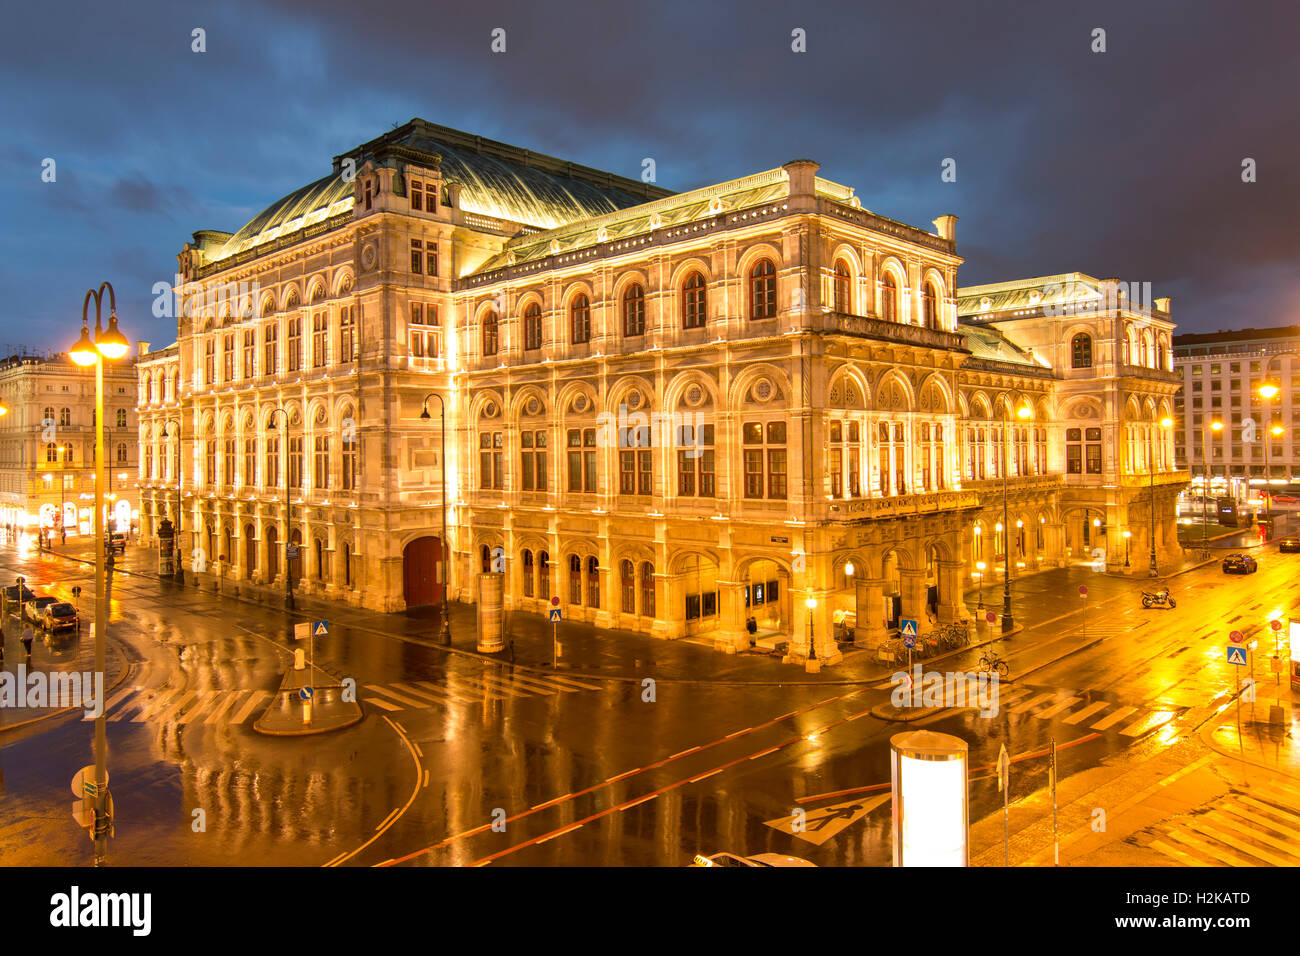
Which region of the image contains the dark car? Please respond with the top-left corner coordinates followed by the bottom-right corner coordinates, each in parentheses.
top-left (41, 602), bottom-right (78, 632)
top-left (1, 584), bottom-right (36, 616)
top-left (1222, 553), bottom-right (1258, 574)
top-left (1279, 538), bottom-right (1300, 554)
top-left (23, 595), bottom-right (59, 623)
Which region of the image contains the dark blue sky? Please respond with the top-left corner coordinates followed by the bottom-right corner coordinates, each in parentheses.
top-left (2, 0), bottom-right (1296, 353)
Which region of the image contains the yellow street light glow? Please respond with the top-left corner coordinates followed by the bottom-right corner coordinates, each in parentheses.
top-left (844, 562), bottom-right (855, 576)
top-left (1271, 425), bottom-right (1284, 436)
top-left (96, 312), bottom-right (129, 360)
top-left (1159, 417), bottom-right (1172, 428)
top-left (1210, 421), bottom-right (1224, 431)
top-left (1093, 518), bottom-right (1101, 527)
top-left (1123, 530), bottom-right (1131, 539)
top-left (805, 597), bottom-right (817, 610)
top-left (70, 325), bottom-right (98, 366)
top-left (1259, 384), bottom-right (1279, 399)
top-left (976, 561), bottom-right (986, 571)
top-left (1017, 406), bottom-right (1032, 420)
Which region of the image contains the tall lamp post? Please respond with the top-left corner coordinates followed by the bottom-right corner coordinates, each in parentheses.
top-left (160, 418), bottom-right (185, 582)
top-left (266, 407), bottom-right (295, 610)
top-left (1203, 419), bottom-right (1223, 552)
top-left (1148, 416), bottom-right (1173, 577)
top-left (1000, 404), bottom-right (1032, 633)
top-left (1258, 382), bottom-right (1280, 526)
top-left (69, 282), bottom-right (129, 867)
top-left (420, 392), bottom-right (451, 645)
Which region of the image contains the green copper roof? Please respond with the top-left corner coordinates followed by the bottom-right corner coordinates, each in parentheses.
top-left (956, 273), bottom-right (1103, 317)
top-left (958, 322), bottom-right (1040, 367)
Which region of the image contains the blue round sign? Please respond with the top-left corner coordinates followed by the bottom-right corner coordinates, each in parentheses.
top-left (299, 686), bottom-right (313, 701)
top-left (903, 634), bottom-right (916, 649)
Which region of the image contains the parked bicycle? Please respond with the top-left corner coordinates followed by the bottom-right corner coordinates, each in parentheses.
top-left (977, 647), bottom-right (1010, 679)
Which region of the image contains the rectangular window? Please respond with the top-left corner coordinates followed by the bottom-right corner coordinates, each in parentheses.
top-left (479, 432), bottom-right (503, 490)
top-left (342, 432), bottom-right (358, 491)
top-left (619, 420), bottom-right (651, 495)
top-left (339, 305), bottom-right (356, 362)
top-left (1085, 427), bottom-right (1103, 474)
top-left (223, 334), bottom-right (235, 381)
top-left (243, 329), bottom-right (255, 379)
top-left (676, 423), bottom-right (715, 497)
top-left (426, 243), bottom-right (438, 277)
top-left (264, 323), bottom-right (278, 375)
top-left (244, 437), bottom-right (255, 487)
top-left (521, 430), bottom-right (547, 491)
top-left (266, 436), bottom-right (280, 487)
top-left (314, 436), bottom-right (329, 490)
top-left (410, 179), bottom-right (423, 211)
top-left (288, 317), bottom-right (302, 370)
top-left (204, 339), bottom-right (215, 385)
top-left (288, 436), bottom-right (303, 489)
top-left (1065, 427), bottom-right (1082, 474)
top-left (312, 311), bottom-right (327, 367)
top-left (411, 239), bottom-right (423, 274)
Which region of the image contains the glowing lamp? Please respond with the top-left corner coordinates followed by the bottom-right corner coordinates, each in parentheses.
top-left (844, 562), bottom-right (855, 576)
top-left (1017, 406), bottom-right (1032, 420)
top-left (1259, 384), bottom-right (1279, 400)
top-left (70, 325), bottom-right (98, 366)
top-left (96, 312), bottom-right (129, 359)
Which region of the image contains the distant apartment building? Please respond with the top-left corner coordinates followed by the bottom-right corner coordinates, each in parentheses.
top-left (1172, 326), bottom-right (1300, 502)
top-left (0, 351), bottom-right (141, 538)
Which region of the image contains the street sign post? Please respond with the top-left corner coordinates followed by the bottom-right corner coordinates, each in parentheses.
top-left (1079, 584), bottom-right (1088, 642)
top-left (997, 743), bottom-right (1010, 867)
top-left (1230, 630), bottom-right (1244, 644)
top-left (550, 597), bottom-right (560, 668)
top-left (311, 621), bottom-right (328, 685)
top-left (300, 686), bottom-right (313, 726)
top-left (1226, 645), bottom-right (1248, 665)
top-left (986, 610), bottom-right (996, 625)
top-left (1050, 738), bottom-right (1059, 866)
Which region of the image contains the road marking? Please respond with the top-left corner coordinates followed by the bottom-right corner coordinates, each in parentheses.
top-left (1149, 838), bottom-right (1212, 867)
top-left (89, 685), bottom-right (139, 721)
top-left (1033, 697), bottom-right (1082, 720)
top-left (1063, 700), bottom-right (1111, 725)
top-left (1089, 705), bottom-right (1138, 731)
top-left (363, 695), bottom-right (402, 712)
top-left (129, 687), bottom-right (182, 722)
top-left (488, 672), bottom-right (556, 695)
top-left (477, 672), bottom-right (542, 697)
top-left (176, 691), bottom-right (222, 724)
top-left (1011, 693), bottom-right (1055, 715)
top-left (1162, 828), bottom-right (1253, 867)
top-left (392, 682), bottom-right (461, 706)
top-left (688, 767), bottom-right (723, 784)
top-left (1182, 819), bottom-right (1292, 866)
top-left (152, 689), bottom-right (201, 724)
top-left (442, 675), bottom-right (513, 701)
top-left (230, 690), bottom-right (271, 724)
top-left (364, 684), bottom-right (428, 708)
top-left (539, 673), bottom-right (603, 692)
top-left (201, 690), bottom-right (243, 725)
top-left (1210, 809), bottom-right (1300, 859)
top-left (1119, 710), bottom-right (1175, 736)
top-left (375, 807), bottom-right (401, 832)
top-left (1230, 798), bottom-right (1300, 840)
top-left (327, 715), bottom-right (422, 867)
top-left (422, 771), bottom-right (429, 788)
top-left (411, 680), bottom-right (477, 705)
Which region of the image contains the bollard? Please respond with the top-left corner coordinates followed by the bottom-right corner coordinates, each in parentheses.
top-left (302, 699), bottom-right (312, 726)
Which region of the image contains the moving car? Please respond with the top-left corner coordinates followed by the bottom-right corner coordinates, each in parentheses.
top-left (1279, 537), bottom-right (1300, 554)
top-left (690, 852), bottom-right (817, 867)
top-left (23, 595), bottom-right (60, 623)
top-left (41, 602), bottom-right (78, 632)
top-left (1221, 553), bottom-right (1258, 574)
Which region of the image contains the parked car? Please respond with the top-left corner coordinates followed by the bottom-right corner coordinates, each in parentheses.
top-left (105, 532), bottom-right (127, 556)
top-left (1278, 537), bottom-right (1300, 554)
top-left (23, 595), bottom-right (60, 623)
top-left (1222, 553), bottom-right (1258, 574)
top-left (690, 852), bottom-right (817, 867)
top-left (41, 602), bottom-right (78, 632)
top-left (1, 584), bottom-right (36, 616)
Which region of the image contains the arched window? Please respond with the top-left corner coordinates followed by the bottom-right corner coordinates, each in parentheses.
top-left (59, 407), bottom-right (71, 427)
top-left (1157, 339), bottom-right (1166, 370)
top-left (482, 311), bottom-right (499, 357)
top-left (750, 258), bottom-right (776, 320)
top-left (46, 442), bottom-right (57, 463)
top-left (586, 555), bottom-right (600, 608)
top-left (43, 406), bottom-right (54, 424)
top-left (620, 559), bottom-right (635, 613)
top-left (1071, 333), bottom-right (1093, 368)
top-left (881, 272), bottom-right (899, 323)
top-left (570, 294), bottom-right (591, 344)
top-left (921, 281), bottom-right (938, 329)
top-left (568, 553), bottom-right (583, 604)
top-left (832, 259), bottom-right (851, 313)
top-left (523, 303), bottom-right (542, 351)
top-left (522, 548), bottom-right (535, 598)
top-left (640, 562), bottom-right (655, 617)
top-left (682, 272), bottom-right (707, 329)
top-left (623, 284), bottom-right (645, 336)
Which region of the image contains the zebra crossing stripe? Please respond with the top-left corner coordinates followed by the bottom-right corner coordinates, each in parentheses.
top-left (477, 673), bottom-right (543, 697)
top-left (443, 676), bottom-right (514, 701)
top-left (89, 686), bottom-right (139, 721)
top-left (1227, 798), bottom-right (1300, 840)
top-left (1119, 710), bottom-right (1175, 737)
top-left (412, 680), bottom-right (478, 705)
top-left (393, 682), bottom-right (463, 706)
top-left (1063, 700), bottom-right (1111, 725)
top-left (537, 673), bottom-right (603, 692)
top-left (203, 690), bottom-right (244, 725)
top-left (1033, 697), bottom-right (1081, 720)
top-left (509, 671), bottom-right (584, 694)
top-left (364, 695), bottom-right (403, 712)
top-left (130, 687), bottom-right (182, 722)
top-left (1163, 827), bottom-right (1255, 867)
top-left (153, 690), bottom-right (201, 724)
top-left (1182, 819), bottom-right (1293, 866)
top-left (1011, 693), bottom-right (1055, 715)
top-left (176, 691), bottom-right (223, 724)
top-left (1089, 705), bottom-right (1138, 731)
top-left (364, 684), bottom-right (428, 708)
top-left (230, 691), bottom-right (271, 724)
top-left (1149, 838), bottom-right (1212, 867)
top-left (1208, 809), bottom-right (1300, 861)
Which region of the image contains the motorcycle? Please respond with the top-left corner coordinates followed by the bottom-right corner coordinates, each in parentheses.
top-left (1141, 588), bottom-right (1176, 609)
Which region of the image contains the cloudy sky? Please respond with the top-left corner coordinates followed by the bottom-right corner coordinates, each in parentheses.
top-left (2, 0), bottom-right (1296, 353)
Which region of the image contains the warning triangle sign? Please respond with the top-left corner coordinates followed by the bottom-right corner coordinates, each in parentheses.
top-left (313, 622), bottom-right (329, 637)
top-left (901, 620), bottom-right (917, 638)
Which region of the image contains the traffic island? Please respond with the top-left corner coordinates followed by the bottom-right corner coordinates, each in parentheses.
top-left (253, 661), bottom-right (363, 736)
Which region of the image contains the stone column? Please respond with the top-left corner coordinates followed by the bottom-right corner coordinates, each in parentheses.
top-left (936, 560), bottom-right (969, 623)
top-left (714, 579), bottom-right (748, 653)
top-left (856, 577), bottom-right (887, 646)
top-left (1045, 521), bottom-right (1066, 567)
top-left (899, 568), bottom-right (932, 635)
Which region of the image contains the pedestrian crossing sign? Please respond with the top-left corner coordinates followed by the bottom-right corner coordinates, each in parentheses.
top-left (1226, 645), bottom-right (1248, 666)
top-left (549, 609), bottom-right (562, 623)
top-left (900, 619), bottom-right (918, 639)
top-left (313, 621), bottom-right (329, 637)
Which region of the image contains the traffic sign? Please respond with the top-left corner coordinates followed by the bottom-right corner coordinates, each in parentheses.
top-left (71, 766), bottom-right (107, 799)
top-left (1271, 620), bottom-right (1284, 632)
top-left (1230, 630), bottom-right (1245, 644)
top-left (1078, 585), bottom-right (1088, 597)
top-left (294, 622), bottom-right (309, 641)
top-left (549, 608), bottom-right (562, 623)
top-left (550, 596), bottom-right (560, 606)
top-left (313, 620), bottom-right (329, 637)
top-left (986, 611), bottom-right (997, 624)
top-left (997, 743), bottom-right (1010, 793)
top-left (299, 687), bottom-right (314, 701)
top-left (903, 633), bottom-right (916, 649)
top-left (900, 618), bottom-right (918, 639)
top-left (1226, 645), bottom-right (1248, 666)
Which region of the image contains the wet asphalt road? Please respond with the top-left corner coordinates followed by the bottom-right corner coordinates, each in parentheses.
top-left (0, 518), bottom-right (1295, 867)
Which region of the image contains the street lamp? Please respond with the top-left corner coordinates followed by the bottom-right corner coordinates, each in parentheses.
top-left (1204, 419), bottom-right (1223, 552)
top-left (805, 595), bottom-right (818, 664)
top-left (69, 281), bottom-right (128, 867)
top-left (1149, 416), bottom-right (1173, 577)
top-left (266, 407), bottom-right (295, 610)
top-left (1000, 404), bottom-right (1032, 633)
top-left (975, 561), bottom-right (986, 610)
top-left (420, 392), bottom-right (451, 646)
top-left (1122, 529), bottom-right (1131, 567)
top-left (160, 418), bottom-right (185, 583)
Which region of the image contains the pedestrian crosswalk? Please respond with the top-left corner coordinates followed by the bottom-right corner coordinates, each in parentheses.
top-left (994, 685), bottom-right (1183, 737)
top-left (1145, 781), bottom-right (1300, 866)
top-left (85, 668), bottom-right (604, 726)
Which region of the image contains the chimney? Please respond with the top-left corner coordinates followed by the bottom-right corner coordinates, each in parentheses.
top-left (1155, 296), bottom-right (1172, 314)
top-left (137, 341), bottom-right (151, 357)
top-left (782, 159), bottom-right (820, 199)
top-left (932, 215), bottom-right (958, 242)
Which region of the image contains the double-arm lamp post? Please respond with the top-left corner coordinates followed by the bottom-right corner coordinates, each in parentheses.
top-left (159, 418), bottom-right (185, 583)
top-left (1258, 382), bottom-right (1284, 525)
top-left (69, 282), bottom-right (129, 867)
top-left (420, 392), bottom-right (451, 645)
top-left (266, 407), bottom-right (295, 610)
top-left (1202, 419), bottom-right (1223, 552)
top-left (1149, 416), bottom-right (1173, 577)
top-left (1000, 404), bottom-right (1032, 633)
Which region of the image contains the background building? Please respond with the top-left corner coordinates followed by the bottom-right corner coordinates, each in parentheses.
top-left (1173, 326), bottom-right (1300, 513)
top-left (0, 351), bottom-right (140, 539)
top-left (137, 119), bottom-right (1188, 662)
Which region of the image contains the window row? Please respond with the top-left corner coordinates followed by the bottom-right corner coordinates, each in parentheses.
top-left (199, 305), bottom-right (359, 387)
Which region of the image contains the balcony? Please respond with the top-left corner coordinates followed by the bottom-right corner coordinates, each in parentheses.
top-left (824, 311), bottom-right (967, 352)
top-left (1119, 364), bottom-right (1181, 385)
top-left (825, 489), bottom-right (981, 521)
top-left (1120, 469), bottom-right (1191, 489)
